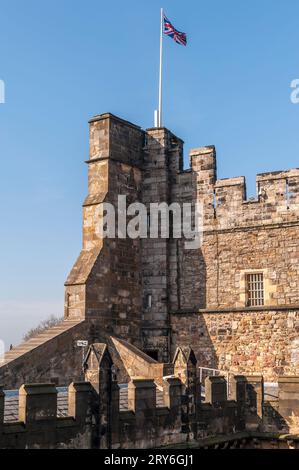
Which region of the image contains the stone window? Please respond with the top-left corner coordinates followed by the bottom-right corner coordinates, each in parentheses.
top-left (238, 269), bottom-right (276, 308)
top-left (246, 273), bottom-right (264, 307)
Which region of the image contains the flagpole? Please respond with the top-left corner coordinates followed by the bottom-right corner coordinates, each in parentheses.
top-left (158, 7), bottom-right (163, 127)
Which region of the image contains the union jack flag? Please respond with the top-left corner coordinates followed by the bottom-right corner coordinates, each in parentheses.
top-left (163, 14), bottom-right (187, 46)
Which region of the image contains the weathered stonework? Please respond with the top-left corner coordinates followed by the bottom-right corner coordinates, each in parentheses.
top-left (171, 311), bottom-right (299, 381)
top-left (2, 342), bottom-right (299, 449)
top-left (1, 112), bottom-right (299, 388)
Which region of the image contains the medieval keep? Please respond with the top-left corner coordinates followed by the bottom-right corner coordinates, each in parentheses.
top-left (2, 111), bottom-right (299, 385)
top-left (1, 112), bottom-right (299, 449)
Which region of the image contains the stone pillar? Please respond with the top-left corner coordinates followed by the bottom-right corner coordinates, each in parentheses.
top-left (128, 378), bottom-right (156, 413)
top-left (84, 343), bottom-right (113, 393)
top-left (110, 381), bottom-right (120, 446)
top-left (244, 375), bottom-right (264, 431)
top-left (278, 377), bottom-right (299, 434)
top-left (65, 113), bottom-right (145, 345)
top-left (141, 128), bottom-right (183, 362)
top-left (163, 377), bottom-right (183, 444)
top-left (205, 376), bottom-right (227, 405)
top-left (230, 375), bottom-right (247, 431)
top-left (245, 376), bottom-right (264, 417)
top-left (173, 348), bottom-right (200, 406)
top-left (230, 375), bottom-right (247, 403)
top-left (98, 350), bottom-right (113, 449)
top-left (173, 347), bottom-right (200, 438)
top-left (163, 377), bottom-right (182, 423)
top-left (84, 343), bottom-right (114, 449)
top-left (68, 382), bottom-right (93, 424)
top-left (190, 146), bottom-right (217, 227)
top-left (127, 378), bottom-right (156, 447)
top-left (19, 384), bottom-right (57, 425)
top-left (163, 377), bottom-right (182, 409)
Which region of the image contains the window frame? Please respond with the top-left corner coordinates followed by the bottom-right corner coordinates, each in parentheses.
top-left (246, 272), bottom-right (265, 307)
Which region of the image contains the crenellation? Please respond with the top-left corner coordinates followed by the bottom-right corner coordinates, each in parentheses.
top-left (257, 168), bottom-right (299, 180)
top-left (2, 110), bottom-right (299, 440)
top-left (19, 384), bottom-right (58, 424)
top-left (163, 377), bottom-right (182, 410)
top-left (0, 382), bottom-right (95, 449)
top-left (230, 375), bottom-right (247, 403)
top-left (205, 376), bottom-right (227, 405)
top-left (89, 113), bottom-right (144, 166)
top-left (89, 115), bottom-right (110, 161)
top-left (215, 177), bottom-right (246, 225)
top-left (68, 382), bottom-right (93, 424)
top-left (190, 146), bottom-right (217, 184)
top-left (3, 342), bottom-right (299, 448)
top-left (127, 378), bottom-right (156, 414)
top-left (186, 148), bottom-right (299, 230)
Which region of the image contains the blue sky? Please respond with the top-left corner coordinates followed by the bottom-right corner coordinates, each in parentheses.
top-left (0, 0), bottom-right (299, 346)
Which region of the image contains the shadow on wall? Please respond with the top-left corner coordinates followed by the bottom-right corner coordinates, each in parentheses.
top-left (170, 152), bottom-right (219, 368)
top-left (171, 313), bottom-right (219, 371)
top-left (263, 400), bottom-right (290, 433)
top-left (65, 161), bottom-right (144, 348)
top-left (178, 245), bottom-right (207, 311)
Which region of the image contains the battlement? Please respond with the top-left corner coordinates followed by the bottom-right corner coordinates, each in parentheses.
top-left (0, 375), bottom-right (250, 449)
top-left (215, 176), bottom-right (245, 188)
top-left (3, 110), bottom-right (299, 433)
top-left (257, 168), bottom-right (299, 181)
top-left (187, 146), bottom-right (299, 230)
top-left (3, 373), bottom-right (299, 449)
top-left (2, 339), bottom-right (299, 449)
top-left (88, 112), bottom-right (145, 167)
top-left (86, 113), bottom-right (299, 231)
top-left (0, 382), bottom-right (94, 449)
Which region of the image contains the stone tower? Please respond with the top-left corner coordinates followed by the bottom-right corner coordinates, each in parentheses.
top-left (64, 114), bottom-right (184, 362)
top-left (2, 111), bottom-right (299, 389)
top-left (65, 114), bottom-right (145, 347)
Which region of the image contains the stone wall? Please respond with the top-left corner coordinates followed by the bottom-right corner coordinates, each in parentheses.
top-left (3, 342), bottom-right (299, 449)
top-left (0, 344), bottom-right (249, 449)
top-left (65, 114), bottom-right (145, 346)
top-left (0, 383), bottom-right (95, 449)
top-left (171, 310), bottom-right (299, 381)
top-left (141, 128), bottom-right (184, 361)
top-left (2, 111), bottom-right (299, 388)
top-left (0, 321), bottom-right (90, 389)
top-left (168, 146), bottom-right (299, 381)
top-left (177, 214), bottom-right (299, 311)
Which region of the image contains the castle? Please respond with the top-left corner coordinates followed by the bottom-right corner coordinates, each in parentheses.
top-left (1, 112), bottom-right (299, 387)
